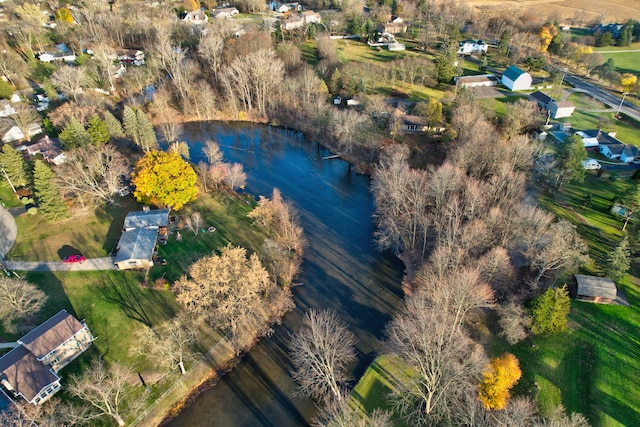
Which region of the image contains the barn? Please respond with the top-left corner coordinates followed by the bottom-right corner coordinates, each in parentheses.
top-left (501, 65), bottom-right (532, 91)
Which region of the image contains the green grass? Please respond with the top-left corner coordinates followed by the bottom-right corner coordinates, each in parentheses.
top-left (477, 96), bottom-right (526, 118)
top-left (0, 180), bottom-right (21, 208)
top-left (555, 109), bottom-right (640, 148)
top-left (598, 50), bottom-right (640, 75)
top-left (567, 92), bottom-right (607, 110)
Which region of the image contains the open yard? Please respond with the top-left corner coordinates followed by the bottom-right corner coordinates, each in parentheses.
top-left (555, 109), bottom-right (640, 148)
top-left (598, 50), bottom-right (640, 75)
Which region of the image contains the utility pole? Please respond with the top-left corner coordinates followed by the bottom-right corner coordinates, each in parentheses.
top-left (616, 92), bottom-right (628, 119)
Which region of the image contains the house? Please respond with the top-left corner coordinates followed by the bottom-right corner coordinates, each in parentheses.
top-left (457, 40), bottom-right (488, 55)
top-left (211, 7), bottom-right (239, 19)
top-left (114, 209), bottom-right (170, 270)
top-left (0, 310), bottom-right (94, 405)
top-left (595, 23), bottom-right (624, 38)
top-left (501, 65), bottom-right (532, 91)
top-left (388, 42), bottom-right (405, 51)
top-left (281, 14), bottom-right (304, 30)
top-left (0, 99), bottom-right (17, 118)
top-left (575, 130), bottom-right (600, 148)
top-left (26, 135), bottom-right (66, 165)
top-left (402, 115), bottom-right (429, 133)
top-left (454, 74), bottom-right (498, 88)
top-left (115, 49), bottom-right (145, 66)
top-left (183, 9), bottom-right (208, 24)
top-left (1, 123), bottom-right (42, 143)
top-left (573, 274), bottom-right (618, 304)
top-left (621, 144), bottom-right (638, 163)
top-left (39, 46), bottom-right (77, 63)
top-left (529, 91), bottom-right (552, 110)
top-left (301, 10), bottom-right (321, 24)
top-left (599, 142), bottom-right (624, 159)
top-left (379, 16), bottom-right (407, 34)
top-left (548, 100), bottom-right (575, 118)
top-left (275, 3), bottom-right (290, 12)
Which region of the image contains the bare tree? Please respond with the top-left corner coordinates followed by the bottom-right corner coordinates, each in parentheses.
top-left (203, 139), bottom-right (224, 165)
top-left (91, 44), bottom-right (118, 92)
top-left (0, 276), bottom-right (47, 333)
top-left (67, 358), bottom-right (133, 427)
top-left (501, 99), bottom-right (539, 139)
top-left (132, 314), bottom-right (198, 375)
top-left (48, 102), bottom-right (97, 128)
top-left (8, 105), bottom-right (40, 142)
top-left (224, 162), bottom-right (247, 191)
top-left (184, 211), bottom-right (203, 235)
top-left (497, 300), bottom-right (531, 345)
top-left (195, 161), bottom-right (210, 192)
top-left (55, 144), bottom-right (129, 207)
top-left (534, 405), bottom-right (590, 427)
top-left (290, 309), bottom-right (356, 403)
top-left (385, 292), bottom-right (486, 425)
top-left (169, 141), bottom-right (190, 159)
top-left (0, 49), bottom-right (28, 87)
top-left (313, 391), bottom-right (392, 427)
top-left (51, 65), bottom-right (86, 101)
top-left (198, 33), bottom-right (224, 77)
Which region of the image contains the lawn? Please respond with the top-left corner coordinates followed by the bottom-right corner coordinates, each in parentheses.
top-left (598, 50), bottom-right (640, 75)
top-left (477, 95), bottom-right (526, 118)
top-left (567, 92), bottom-right (607, 110)
top-left (0, 181), bottom-right (22, 208)
top-left (555, 109), bottom-right (640, 148)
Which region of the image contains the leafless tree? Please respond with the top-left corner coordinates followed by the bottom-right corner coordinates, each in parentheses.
top-left (259, 238), bottom-right (301, 287)
top-left (91, 44), bottom-right (118, 92)
top-left (534, 405), bottom-right (590, 427)
top-left (451, 101), bottom-right (486, 144)
top-left (332, 109), bottom-right (370, 155)
top-left (208, 163), bottom-right (229, 191)
top-left (185, 80), bottom-right (217, 120)
top-left (497, 300), bottom-right (531, 345)
top-left (313, 391), bottom-right (392, 427)
top-left (224, 162), bottom-right (247, 191)
top-left (501, 99), bottom-right (540, 139)
top-left (184, 211), bottom-right (203, 235)
top-left (290, 309), bottom-right (356, 403)
top-left (159, 119), bottom-right (184, 146)
top-left (67, 358), bottom-right (133, 427)
top-left (132, 314), bottom-right (198, 375)
top-left (478, 246), bottom-right (518, 298)
top-left (0, 276), bottom-right (47, 333)
top-left (8, 105), bottom-right (40, 142)
top-left (385, 292), bottom-right (486, 425)
top-left (198, 33), bottom-right (224, 77)
top-left (0, 49), bottom-right (28, 87)
top-left (203, 139), bottom-right (224, 165)
top-left (169, 141), bottom-right (190, 159)
top-left (51, 65), bottom-right (87, 101)
top-left (195, 161), bottom-right (210, 192)
top-left (55, 144), bottom-right (129, 207)
top-left (48, 102), bottom-right (97, 128)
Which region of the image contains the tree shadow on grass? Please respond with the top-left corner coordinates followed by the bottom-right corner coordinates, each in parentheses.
top-left (98, 275), bottom-right (153, 328)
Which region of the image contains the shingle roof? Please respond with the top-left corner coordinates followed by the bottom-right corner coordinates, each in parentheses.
top-left (115, 227), bottom-right (158, 262)
top-left (18, 310), bottom-right (85, 359)
top-left (529, 91), bottom-right (552, 106)
top-left (123, 209), bottom-right (170, 230)
top-left (575, 274), bottom-right (617, 299)
top-left (503, 65), bottom-right (526, 81)
top-left (0, 346), bottom-right (59, 402)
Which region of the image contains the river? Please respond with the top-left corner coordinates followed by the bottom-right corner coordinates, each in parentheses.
top-left (167, 122), bottom-right (404, 426)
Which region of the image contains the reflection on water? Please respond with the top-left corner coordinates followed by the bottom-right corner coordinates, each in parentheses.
top-left (167, 122), bottom-right (403, 427)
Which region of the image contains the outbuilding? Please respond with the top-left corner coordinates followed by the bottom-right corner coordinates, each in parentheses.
top-left (573, 274), bottom-right (618, 304)
top-left (501, 65), bottom-right (532, 91)
top-left (454, 74), bottom-right (498, 88)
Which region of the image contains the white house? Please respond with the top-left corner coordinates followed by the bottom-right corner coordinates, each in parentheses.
top-left (457, 40), bottom-right (488, 55)
top-left (114, 209), bottom-right (170, 270)
top-left (183, 9), bottom-right (209, 24)
top-left (621, 145), bottom-right (638, 163)
top-left (1, 123), bottom-right (42, 143)
top-left (281, 14), bottom-right (304, 30)
top-left (549, 100), bottom-right (575, 119)
top-left (301, 10), bottom-right (322, 24)
top-left (575, 130), bottom-right (600, 148)
top-left (211, 7), bottom-right (239, 19)
top-left (0, 99), bottom-right (17, 117)
top-left (501, 65), bottom-right (532, 91)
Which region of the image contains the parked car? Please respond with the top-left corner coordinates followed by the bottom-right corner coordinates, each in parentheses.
top-left (62, 255), bottom-right (86, 263)
top-left (582, 159), bottom-right (601, 170)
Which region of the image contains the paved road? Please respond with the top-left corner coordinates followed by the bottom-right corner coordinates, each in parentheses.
top-left (0, 205), bottom-right (17, 259)
top-left (4, 257), bottom-right (116, 272)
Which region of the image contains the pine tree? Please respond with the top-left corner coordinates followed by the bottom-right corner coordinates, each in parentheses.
top-left (87, 115), bottom-right (110, 147)
top-left (498, 29), bottom-right (510, 57)
top-left (104, 110), bottom-right (125, 138)
top-left (33, 160), bottom-right (69, 221)
top-left (530, 285), bottom-right (571, 334)
top-left (0, 144), bottom-right (29, 189)
top-left (604, 237), bottom-right (631, 282)
top-left (59, 118), bottom-right (91, 150)
top-left (123, 106), bottom-right (157, 152)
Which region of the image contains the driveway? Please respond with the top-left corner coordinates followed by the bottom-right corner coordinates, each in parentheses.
top-left (0, 205), bottom-right (18, 259)
top-left (3, 257), bottom-right (116, 272)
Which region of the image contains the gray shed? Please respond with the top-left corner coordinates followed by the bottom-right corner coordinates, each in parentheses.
top-left (574, 274), bottom-right (617, 303)
top-left (114, 227), bottom-right (159, 270)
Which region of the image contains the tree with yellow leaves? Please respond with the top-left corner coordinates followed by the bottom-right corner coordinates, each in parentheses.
top-left (54, 7), bottom-right (74, 24)
top-left (478, 353), bottom-right (522, 410)
top-left (621, 73), bottom-right (638, 94)
top-left (131, 150), bottom-right (197, 210)
top-left (539, 23), bottom-right (558, 52)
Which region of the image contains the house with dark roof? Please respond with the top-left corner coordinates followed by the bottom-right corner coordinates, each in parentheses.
top-left (25, 135), bottom-right (66, 165)
top-left (529, 91), bottom-right (552, 109)
top-left (501, 65), bottom-right (532, 91)
top-left (573, 274), bottom-right (618, 304)
top-left (114, 209), bottom-right (170, 270)
top-left (0, 310), bottom-right (94, 406)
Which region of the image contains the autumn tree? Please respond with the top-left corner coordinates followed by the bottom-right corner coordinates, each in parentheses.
top-left (55, 144), bottom-right (129, 207)
top-left (540, 23), bottom-right (558, 52)
top-left (175, 245), bottom-right (275, 350)
top-left (33, 160), bottom-right (69, 221)
top-left (620, 73), bottom-right (638, 94)
top-left (48, 102), bottom-right (97, 129)
top-left (478, 353), bottom-right (522, 410)
top-left (0, 276), bottom-right (47, 333)
top-left (54, 6), bottom-right (74, 24)
top-left (132, 314), bottom-right (198, 375)
top-left (123, 106), bottom-right (158, 152)
top-left (289, 309), bottom-right (356, 403)
top-left (0, 144), bottom-right (29, 189)
top-left (131, 149), bottom-right (197, 210)
top-left (67, 359), bottom-right (133, 427)
top-left (413, 98), bottom-right (443, 130)
top-left (385, 292), bottom-right (486, 425)
top-left (531, 285), bottom-right (571, 334)
top-left (59, 118), bottom-right (92, 150)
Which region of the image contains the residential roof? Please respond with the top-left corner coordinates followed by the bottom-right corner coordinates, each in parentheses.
top-left (578, 129), bottom-right (600, 138)
top-left (551, 100), bottom-right (575, 109)
top-left (623, 145), bottom-right (638, 158)
top-left (503, 65), bottom-right (526, 81)
top-left (123, 209), bottom-right (170, 230)
top-left (115, 227), bottom-right (158, 262)
top-left (0, 346), bottom-right (59, 403)
top-left (529, 91), bottom-right (552, 106)
top-left (604, 143), bottom-right (625, 155)
top-left (403, 115), bottom-right (429, 126)
top-left (454, 74), bottom-right (498, 84)
top-left (575, 274), bottom-right (618, 299)
top-left (18, 310), bottom-right (85, 360)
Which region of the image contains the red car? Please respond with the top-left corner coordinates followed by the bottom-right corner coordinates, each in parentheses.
top-left (63, 255), bottom-right (86, 264)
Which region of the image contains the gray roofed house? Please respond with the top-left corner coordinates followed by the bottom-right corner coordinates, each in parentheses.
top-left (573, 274), bottom-right (618, 303)
top-left (123, 209), bottom-right (170, 230)
top-left (548, 100), bottom-right (575, 119)
top-left (114, 227), bottom-right (159, 270)
top-left (0, 346), bottom-right (61, 405)
top-left (529, 91), bottom-right (552, 109)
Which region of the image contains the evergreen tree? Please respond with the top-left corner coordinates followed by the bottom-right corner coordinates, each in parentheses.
top-left (104, 110), bottom-right (125, 138)
top-left (595, 31), bottom-right (613, 47)
top-left (33, 160), bottom-right (69, 221)
top-left (604, 237), bottom-right (631, 281)
top-left (59, 118), bottom-right (91, 150)
top-left (497, 29), bottom-right (510, 57)
top-left (87, 115), bottom-right (110, 147)
top-left (123, 106), bottom-right (157, 152)
top-left (0, 144), bottom-right (29, 189)
top-left (618, 20), bottom-right (634, 47)
top-left (555, 134), bottom-right (587, 187)
top-left (329, 69), bottom-right (342, 95)
top-left (530, 285), bottom-right (571, 334)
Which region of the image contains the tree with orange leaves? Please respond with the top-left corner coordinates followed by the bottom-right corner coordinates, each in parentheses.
top-left (539, 23), bottom-right (558, 52)
top-left (478, 353), bottom-right (522, 410)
